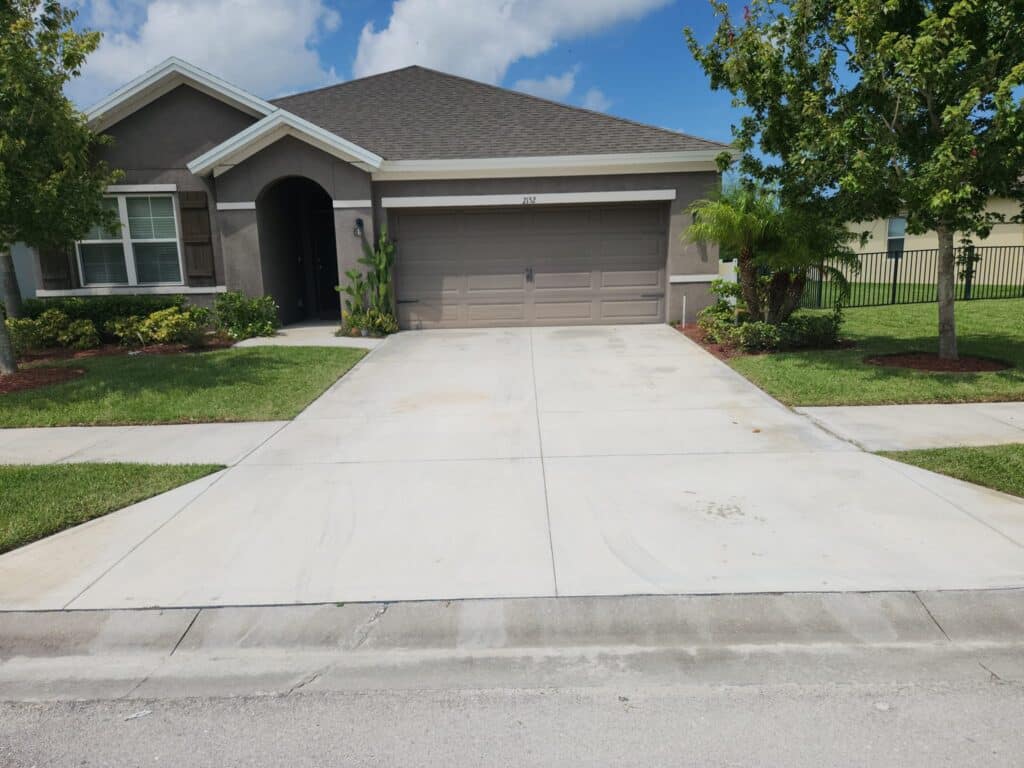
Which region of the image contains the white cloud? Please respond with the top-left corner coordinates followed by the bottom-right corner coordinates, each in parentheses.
top-left (353, 0), bottom-right (670, 83)
top-left (68, 0), bottom-right (341, 107)
top-left (582, 87), bottom-right (612, 112)
top-left (514, 66), bottom-right (578, 101)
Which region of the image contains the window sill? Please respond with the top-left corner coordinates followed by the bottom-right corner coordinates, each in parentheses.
top-left (36, 285), bottom-right (227, 297)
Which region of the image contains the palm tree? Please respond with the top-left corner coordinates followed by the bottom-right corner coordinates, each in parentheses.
top-left (686, 183), bottom-right (857, 323)
top-left (686, 184), bottom-right (783, 320)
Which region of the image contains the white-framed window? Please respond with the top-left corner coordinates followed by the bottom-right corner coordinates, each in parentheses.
top-left (76, 194), bottom-right (184, 286)
top-left (886, 216), bottom-right (907, 256)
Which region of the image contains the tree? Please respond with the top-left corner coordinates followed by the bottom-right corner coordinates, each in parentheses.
top-left (0, 0), bottom-right (119, 374)
top-left (686, 182), bottom-right (855, 324)
top-left (686, 0), bottom-right (1024, 359)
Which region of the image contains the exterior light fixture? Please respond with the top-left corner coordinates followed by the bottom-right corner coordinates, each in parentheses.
top-left (353, 218), bottom-right (364, 238)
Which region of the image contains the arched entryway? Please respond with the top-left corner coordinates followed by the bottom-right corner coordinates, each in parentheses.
top-left (256, 177), bottom-right (340, 325)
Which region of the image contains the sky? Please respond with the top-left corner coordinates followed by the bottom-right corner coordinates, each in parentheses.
top-left (67, 0), bottom-right (744, 146)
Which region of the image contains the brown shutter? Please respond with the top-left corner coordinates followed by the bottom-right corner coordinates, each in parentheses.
top-left (38, 243), bottom-right (76, 290)
top-left (179, 191), bottom-right (216, 286)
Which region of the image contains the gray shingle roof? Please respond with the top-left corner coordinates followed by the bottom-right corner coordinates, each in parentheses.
top-left (271, 66), bottom-right (729, 161)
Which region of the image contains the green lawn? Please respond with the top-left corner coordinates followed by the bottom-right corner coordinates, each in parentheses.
top-left (0, 463), bottom-right (222, 554)
top-left (0, 346), bottom-right (366, 427)
top-left (880, 444), bottom-right (1024, 498)
top-left (730, 299), bottom-right (1024, 405)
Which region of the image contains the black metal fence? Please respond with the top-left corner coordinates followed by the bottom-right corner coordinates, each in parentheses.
top-left (802, 245), bottom-right (1024, 309)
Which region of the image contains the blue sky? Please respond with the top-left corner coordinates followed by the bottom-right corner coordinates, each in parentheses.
top-left (70, 0), bottom-right (743, 146)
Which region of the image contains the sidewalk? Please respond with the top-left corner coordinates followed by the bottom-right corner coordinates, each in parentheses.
top-left (0, 422), bottom-right (286, 466)
top-left (797, 401), bottom-right (1024, 451)
top-left (235, 321), bottom-right (384, 350)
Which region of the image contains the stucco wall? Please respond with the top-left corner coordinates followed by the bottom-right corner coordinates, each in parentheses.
top-left (96, 84), bottom-right (258, 287)
top-left (850, 198), bottom-right (1024, 253)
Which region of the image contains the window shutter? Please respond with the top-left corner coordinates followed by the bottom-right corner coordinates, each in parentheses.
top-left (38, 243), bottom-right (75, 290)
top-left (179, 191), bottom-right (216, 286)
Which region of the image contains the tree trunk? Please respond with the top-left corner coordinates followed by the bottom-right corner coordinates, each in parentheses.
top-left (0, 314), bottom-right (15, 375)
top-left (0, 247), bottom-right (23, 319)
top-left (936, 225), bottom-right (958, 360)
top-left (736, 247), bottom-right (762, 320)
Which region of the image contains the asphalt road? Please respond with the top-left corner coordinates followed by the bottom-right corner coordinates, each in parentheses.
top-left (2, 680), bottom-right (1022, 767)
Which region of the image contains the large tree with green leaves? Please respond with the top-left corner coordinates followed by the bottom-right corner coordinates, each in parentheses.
top-left (0, 0), bottom-right (119, 374)
top-left (687, 0), bottom-right (1024, 359)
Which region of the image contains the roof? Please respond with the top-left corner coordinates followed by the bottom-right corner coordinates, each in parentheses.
top-left (271, 66), bottom-right (730, 161)
top-left (187, 110), bottom-right (382, 177)
top-left (86, 57), bottom-right (276, 133)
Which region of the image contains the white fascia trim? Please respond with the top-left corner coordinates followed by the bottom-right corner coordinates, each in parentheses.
top-left (381, 189), bottom-right (677, 209)
top-left (36, 285), bottom-right (227, 298)
top-left (216, 201), bottom-right (257, 211)
top-left (669, 274), bottom-right (719, 284)
top-left (187, 110), bottom-right (384, 177)
top-left (372, 149), bottom-right (737, 180)
top-left (86, 57), bottom-right (275, 133)
top-left (333, 199), bottom-right (372, 209)
top-left (107, 184), bottom-right (177, 193)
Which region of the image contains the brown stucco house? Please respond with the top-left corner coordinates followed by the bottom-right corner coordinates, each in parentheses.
top-left (29, 58), bottom-right (730, 328)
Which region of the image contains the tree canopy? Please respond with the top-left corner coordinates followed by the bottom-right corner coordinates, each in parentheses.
top-left (686, 0), bottom-right (1024, 359)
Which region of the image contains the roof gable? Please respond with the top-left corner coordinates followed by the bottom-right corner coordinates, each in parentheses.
top-left (86, 57), bottom-right (276, 133)
top-left (272, 66), bottom-right (731, 161)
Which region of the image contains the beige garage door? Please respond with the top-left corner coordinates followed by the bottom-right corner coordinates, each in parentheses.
top-left (392, 204), bottom-right (667, 329)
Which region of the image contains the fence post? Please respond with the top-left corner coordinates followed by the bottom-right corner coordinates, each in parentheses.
top-left (889, 254), bottom-right (900, 305)
top-left (817, 264), bottom-right (824, 309)
top-left (963, 245), bottom-right (975, 300)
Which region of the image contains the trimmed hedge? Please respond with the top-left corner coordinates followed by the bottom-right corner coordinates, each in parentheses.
top-left (21, 295), bottom-right (185, 329)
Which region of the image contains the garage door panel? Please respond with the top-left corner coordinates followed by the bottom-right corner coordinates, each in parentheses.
top-left (534, 300), bottom-right (595, 321)
top-left (599, 298), bottom-right (663, 321)
top-left (394, 203), bottom-right (667, 329)
top-left (600, 269), bottom-right (662, 289)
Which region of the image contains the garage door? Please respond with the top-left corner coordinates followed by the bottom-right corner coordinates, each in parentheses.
top-left (392, 204), bottom-right (667, 329)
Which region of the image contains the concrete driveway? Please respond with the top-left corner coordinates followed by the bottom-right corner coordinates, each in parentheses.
top-left (2, 325), bottom-right (1024, 610)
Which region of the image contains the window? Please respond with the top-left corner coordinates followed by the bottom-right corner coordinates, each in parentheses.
top-left (886, 216), bottom-right (907, 257)
top-left (76, 195), bottom-right (183, 286)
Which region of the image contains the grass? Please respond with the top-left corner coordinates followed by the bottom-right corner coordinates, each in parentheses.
top-left (0, 346), bottom-right (366, 427)
top-left (730, 298), bottom-right (1024, 405)
top-left (0, 463), bottom-right (222, 554)
top-left (879, 444), bottom-right (1024, 498)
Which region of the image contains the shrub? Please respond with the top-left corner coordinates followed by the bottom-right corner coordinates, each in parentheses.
top-left (34, 309), bottom-right (73, 347)
top-left (105, 316), bottom-right (147, 347)
top-left (729, 320), bottom-right (781, 352)
top-left (58, 319), bottom-right (101, 350)
top-left (214, 292), bottom-right (280, 340)
top-left (5, 317), bottom-right (42, 356)
top-left (341, 307), bottom-right (399, 336)
top-left (137, 306), bottom-right (210, 347)
top-left (777, 312), bottom-right (843, 350)
top-left (23, 295), bottom-right (185, 329)
top-left (696, 301), bottom-right (736, 345)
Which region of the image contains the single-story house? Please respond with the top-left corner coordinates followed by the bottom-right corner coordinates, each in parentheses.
top-left (27, 58), bottom-right (731, 328)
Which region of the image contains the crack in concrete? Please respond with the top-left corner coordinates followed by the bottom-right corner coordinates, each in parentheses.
top-left (913, 592), bottom-right (951, 642)
top-left (349, 604), bottom-right (389, 650)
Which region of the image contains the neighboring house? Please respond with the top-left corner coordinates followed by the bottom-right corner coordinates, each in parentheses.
top-left (25, 58), bottom-right (731, 328)
top-left (852, 199), bottom-right (1024, 255)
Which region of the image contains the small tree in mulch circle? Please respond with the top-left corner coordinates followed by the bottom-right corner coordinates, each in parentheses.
top-left (0, 1), bottom-right (120, 374)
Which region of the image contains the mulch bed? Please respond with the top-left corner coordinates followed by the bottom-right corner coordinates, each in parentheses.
top-left (675, 324), bottom-right (745, 361)
top-left (865, 352), bottom-right (1011, 373)
top-left (0, 366), bottom-right (86, 394)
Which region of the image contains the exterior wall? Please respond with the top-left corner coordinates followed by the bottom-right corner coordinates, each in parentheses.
top-left (850, 198), bottom-right (1024, 253)
top-left (373, 171), bottom-right (721, 323)
top-left (217, 210), bottom-right (263, 297)
top-left (215, 136), bottom-right (374, 304)
top-left (97, 84), bottom-right (259, 288)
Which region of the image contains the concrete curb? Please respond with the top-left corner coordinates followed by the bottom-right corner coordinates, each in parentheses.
top-left (3, 590), bottom-right (1022, 660)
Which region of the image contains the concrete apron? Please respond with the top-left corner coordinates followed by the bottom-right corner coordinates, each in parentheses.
top-left (1, 590), bottom-right (1023, 701)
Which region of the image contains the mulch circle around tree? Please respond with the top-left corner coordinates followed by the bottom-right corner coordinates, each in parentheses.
top-left (0, 366), bottom-right (86, 395)
top-left (864, 352), bottom-right (1012, 373)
